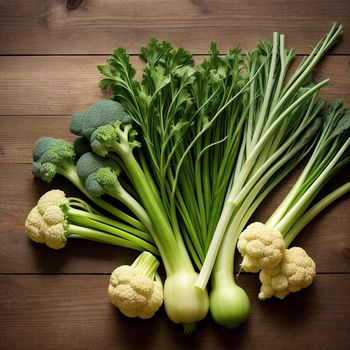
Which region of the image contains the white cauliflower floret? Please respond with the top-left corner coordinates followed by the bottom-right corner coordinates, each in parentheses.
top-left (25, 191), bottom-right (68, 249)
top-left (237, 222), bottom-right (285, 272)
top-left (108, 253), bottom-right (163, 319)
top-left (42, 205), bottom-right (65, 225)
top-left (258, 247), bottom-right (316, 300)
top-left (25, 206), bottom-right (47, 243)
top-left (37, 189), bottom-right (69, 215)
top-left (43, 222), bottom-right (66, 249)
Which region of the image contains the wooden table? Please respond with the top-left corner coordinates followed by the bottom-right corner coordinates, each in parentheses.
top-left (0, 1), bottom-right (349, 349)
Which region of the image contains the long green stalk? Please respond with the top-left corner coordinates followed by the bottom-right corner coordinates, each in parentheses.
top-left (66, 207), bottom-right (159, 255)
top-left (284, 182), bottom-right (350, 246)
top-left (59, 160), bottom-right (147, 231)
top-left (67, 224), bottom-right (144, 251)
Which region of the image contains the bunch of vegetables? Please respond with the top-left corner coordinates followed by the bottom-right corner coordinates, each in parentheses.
top-left (25, 23), bottom-right (349, 331)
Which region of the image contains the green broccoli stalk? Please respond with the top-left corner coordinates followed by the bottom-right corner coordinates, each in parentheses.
top-left (31, 136), bottom-right (146, 232)
top-left (76, 152), bottom-right (156, 235)
top-left (25, 190), bottom-right (158, 254)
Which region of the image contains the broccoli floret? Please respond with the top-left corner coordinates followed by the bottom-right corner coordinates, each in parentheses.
top-left (70, 105), bottom-right (165, 247)
top-left (69, 100), bottom-right (132, 140)
top-left (96, 167), bottom-right (121, 194)
top-left (32, 137), bottom-right (75, 183)
top-left (90, 124), bottom-right (117, 157)
top-left (91, 122), bottom-right (140, 157)
top-left (32, 136), bottom-right (57, 161)
top-left (76, 152), bottom-right (120, 197)
top-left (69, 112), bottom-right (85, 135)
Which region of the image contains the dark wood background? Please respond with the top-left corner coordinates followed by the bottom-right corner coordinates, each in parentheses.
top-left (0, 1), bottom-right (349, 349)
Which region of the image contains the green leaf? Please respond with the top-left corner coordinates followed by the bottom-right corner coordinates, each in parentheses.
top-left (99, 79), bottom-right (111, 90)
top-left (109, 47), bottom-right (136, 79)
top-left (209, 67), bottom-right (226, 84)
top-left (175, 66), bottom-right (196, 78)
top-left (151, 66), bottom-right (171, 90)
top-left (97, 65), bottom-right (114, 79)
top-left (329, 109), bottom-right (350, 140)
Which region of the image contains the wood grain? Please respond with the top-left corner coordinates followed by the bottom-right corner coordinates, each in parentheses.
top-left (0, 116), bottom-right (73, 163)
top-left (0, 0), bottom-right (349, 54)
top-left (1, 274), bottom-right (349, 350)
top-left (0, 163), bottom-right (348, 273)
top-left (0, 56), bottom-right (349, 116)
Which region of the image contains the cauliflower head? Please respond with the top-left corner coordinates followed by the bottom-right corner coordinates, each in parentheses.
top-left (108, 264), bottom-right (163, 319)
top-left (25, 190), bottom-right (68, 249)
top-left (237, 222), bottom-right (285, 272)
top-left (258, 247), bottom-right (316, 300)
top-left (37, 189), bottom-right (69, 215)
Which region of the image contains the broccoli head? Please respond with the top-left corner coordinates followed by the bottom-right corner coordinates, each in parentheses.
top-left (76, 152), bottom-right (121, 197)
top-left (32, 137), bottom-right (75, 182)
top-left (69, 100), bottom-right (140, 159)
top-left (69, 100), bottom-right (132, 140)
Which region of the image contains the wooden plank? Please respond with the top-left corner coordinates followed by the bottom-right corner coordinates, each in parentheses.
top-left (0, 274), bottom-right (349, 349)
top-left (0, 116), bottom-right (73, 164)
top-left (0, 56), bottom-right (349, 116)
top-left (0, 0), bottom-right (349, 54)
top-left (0, 164), bottom-right (349, 273)
top-left (0, 56), bottom-right (109, 116)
